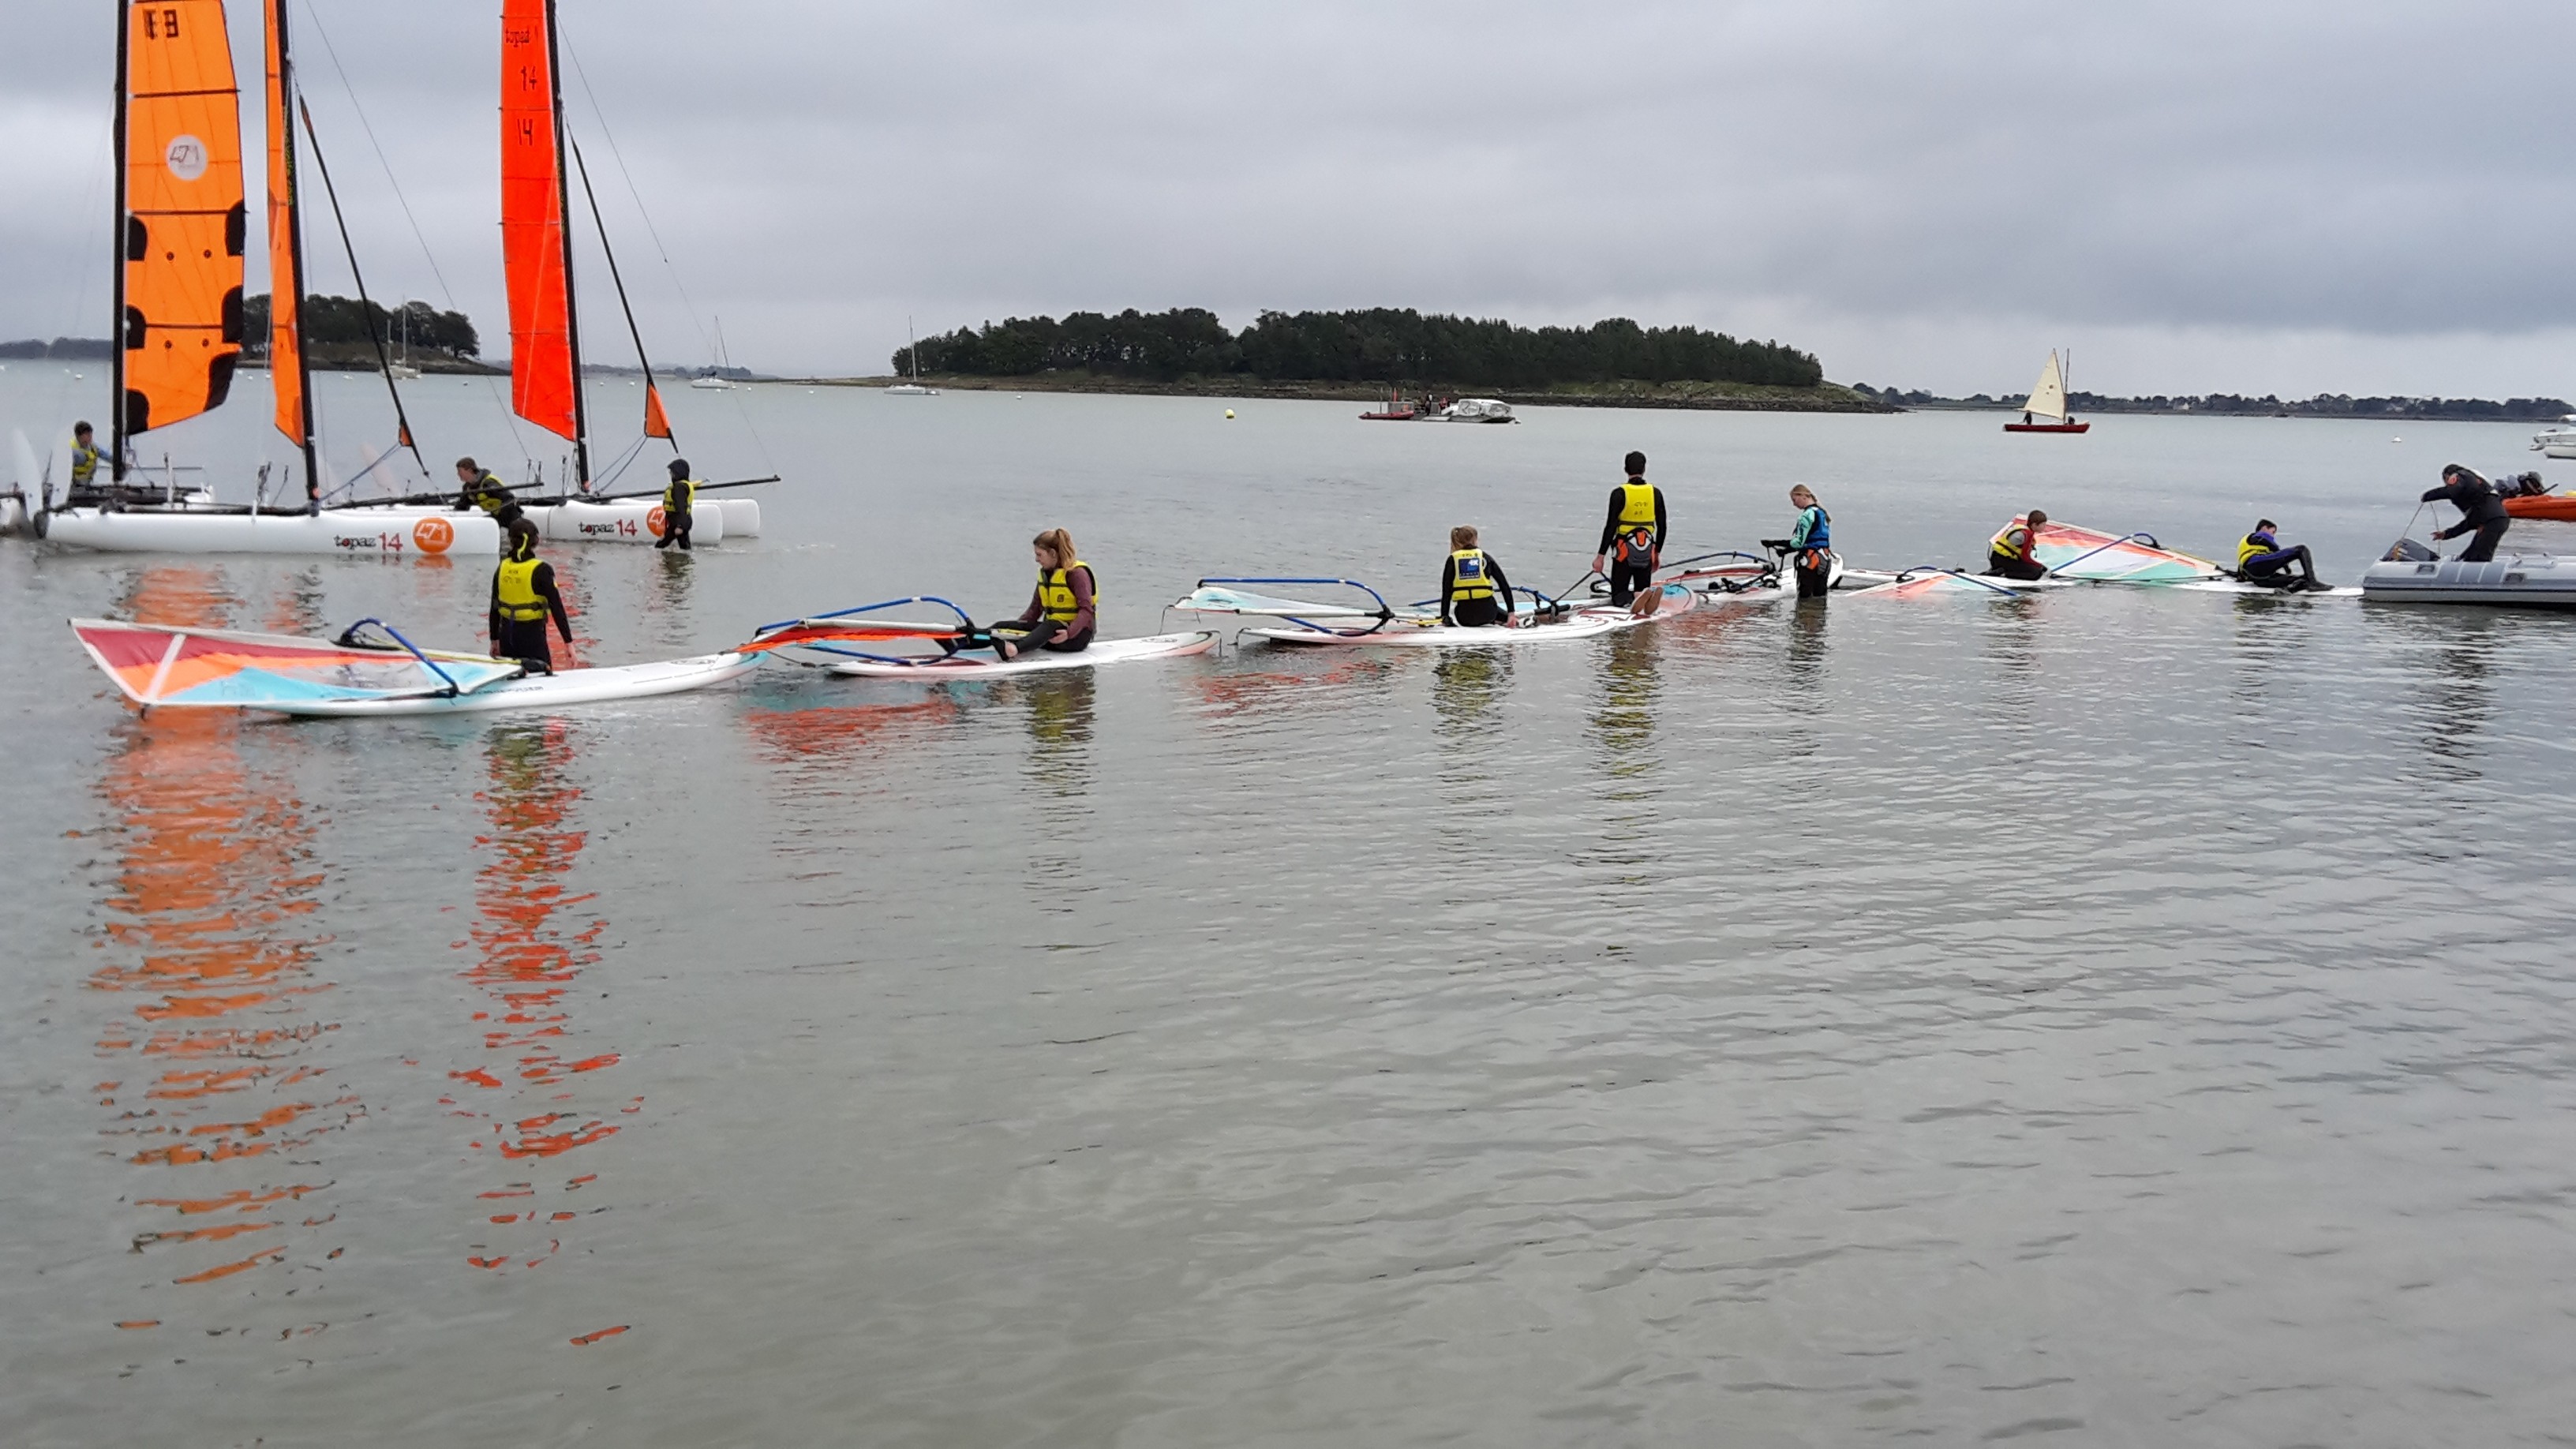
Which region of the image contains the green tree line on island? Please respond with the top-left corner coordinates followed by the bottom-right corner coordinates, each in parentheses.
top-left (239, 295), bottom-right (479, 359)
top-left (895, 308), bottom-right (1825, 388)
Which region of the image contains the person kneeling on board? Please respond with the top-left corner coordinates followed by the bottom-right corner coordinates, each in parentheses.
top-left (656, 459), bottom-right (698, 552)
top-left (1985, 509), bottom-right (2049, 580)
top-left (1590, 451), bottom-right (1667, 607)
top-left (490, 528), bottom-right (575, 673)
top-left (2235, 519), bottom-right (2327, 591)
top-left (986, 528), bottom-right (1095, 660)
top-left (454, 458), bottom-right (526, 531)
top-left (2421, 464), bottom-right (2510, 563)
top-left (1441, 525), bottom-right (1518, 627)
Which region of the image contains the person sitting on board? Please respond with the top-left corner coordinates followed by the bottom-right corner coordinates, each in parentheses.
top-left (1785, 484), bottom-right (1833, 598)
top-left (656, 458), bottom-right (697, 552)
top-left (66, 421), bottom-right (105, 504)
top-left (1590, 451), bottom-right (1667, 606)
top-left (489, 528), bottom-right (575, 673)
top-left (1441, 525), bottom-right (1518, 627)
top-left (2234, 519), bottom-right (2326, 591)
top-left (1985, 509), bottom-right (2050, 580)
top-left (987, 528), bottom-right (1095, 660)
top-left (2421, 464), bottom-right (2510, 563)
top-left (454, 457), bottom-right (526, 531)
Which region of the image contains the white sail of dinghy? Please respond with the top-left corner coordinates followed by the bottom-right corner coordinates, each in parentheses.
top-left (2024, 350), bottom-right (2069, 423)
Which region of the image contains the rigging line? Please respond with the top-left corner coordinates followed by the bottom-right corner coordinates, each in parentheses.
top-left (567, 133), bottom-right (674, 452)
top-left (298, 95), bottom-right (428, 479)
top-left (296, 0), bottom-right (527, 456)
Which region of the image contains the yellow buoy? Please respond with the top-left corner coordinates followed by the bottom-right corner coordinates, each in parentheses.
top-left (1224, 409), bottom-right (1235, 419)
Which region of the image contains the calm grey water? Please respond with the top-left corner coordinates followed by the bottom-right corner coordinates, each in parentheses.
top-left (5, 368), bottom-right (2576, 1447)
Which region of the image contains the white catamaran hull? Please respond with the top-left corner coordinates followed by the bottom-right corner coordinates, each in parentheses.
top-left (525, 499), bottom-right (727, 545)
top-left (826, 631), bottom-right (1218, 678)
top-left (265, 652), bottom-right (759, 717)
top-left (40, 507), bottom-right (503, 557)
top-left (712, 498), bottom-right (760, 537)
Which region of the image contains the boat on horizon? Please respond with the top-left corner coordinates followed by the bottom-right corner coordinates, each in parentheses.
top-left (1440, 398), bottom-right (1515, 424)
top-left (1360, 391), bottom-right (1428, 421)
top-left (2003, 350), bottom-right (2089, 433)
top-left (886, 316), bottom-right (939, 395)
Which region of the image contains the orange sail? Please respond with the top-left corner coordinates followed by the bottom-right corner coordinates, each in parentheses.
top-left (642, 383), bottom-right (671, 440)
top-left (261, 0), bottom-right (309, 455)
top-left (119, 0), bottom-right (246, 442)
top-left (500, 0), bottom-right (579, 442)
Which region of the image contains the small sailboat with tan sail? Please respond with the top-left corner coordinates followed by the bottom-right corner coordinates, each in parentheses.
top-left (2002, 349), bottom-right (2089, 434)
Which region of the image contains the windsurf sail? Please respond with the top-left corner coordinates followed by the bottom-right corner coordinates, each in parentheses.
top-left (2016, 519), bottom-right (2218, 581)
top-left (1171, 579), bottom-right (1397, 619)
top-left (72, 619), bottom-right (523, 709)
top-left (500, 0), bottom-right (584, 465)
top-left (262, 0), bottom-right (316, 492)
top-left (741, 597), bottom-right (979, 657)
top-left (116, 0), bottom-right (247, 466)
top-left (1859, 569), bottom-right (2031, 600)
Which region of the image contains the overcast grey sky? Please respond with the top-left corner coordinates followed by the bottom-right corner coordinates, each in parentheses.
top-left (4, 0), bottom-right (2570, 396)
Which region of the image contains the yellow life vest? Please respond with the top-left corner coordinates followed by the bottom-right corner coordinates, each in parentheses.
top-left (1990, 522), bottom-right (2035, 562)
top-left (663, 477), bottom-right (698, 512)
top-left (496, 556), bottom-right (549, 623)
top-left (1037, 561), bottom-right (1093, 623)
top-left (1448, 548), bottom-right (1497, 604)
top-left (2237, 532), bottom-right (2276, 571)
top-left (1617, 480), bottom-right (1658, 528)
top-left (70, 440), bottom-right (102, 485)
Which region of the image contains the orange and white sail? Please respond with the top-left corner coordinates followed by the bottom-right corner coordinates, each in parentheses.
top-left (118, 0), bottom-right (246, 447)
top-left (261, 0), bottom-right (313, 466)
top-left (500, 0), bottom-right (581, 445)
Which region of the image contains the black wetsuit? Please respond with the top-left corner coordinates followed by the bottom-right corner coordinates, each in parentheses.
top-left (2238, 534), bottom-right (2322, 589)
top-left (489, 558), bottom-right (573, 672)
top-left (2422, 476), bottom-right (2510, 563)
top-left (456, 472), bottom-right (526, 530)
top-left (1440, 552), bottom-right (1517, 627)
top-left (1597, 482), bottom-right (1668, 606)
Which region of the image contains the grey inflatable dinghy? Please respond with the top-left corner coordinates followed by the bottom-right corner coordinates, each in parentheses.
top-left (2361, 538), bottom-right (2576, 608)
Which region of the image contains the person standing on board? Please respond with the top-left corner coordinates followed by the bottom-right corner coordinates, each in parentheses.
top-left (2235, 519), bottom-right (2327, 591)
top-left (1986, 509), bottom-right (2050, 580)
top-left (489, 528), bottom-right (575, 672)
top-left (1784, 485), bottom-right (1833, 598)
top-left (454, 457), bottom-right (526, 532)
top-left (1442, 524), bottom-right (1518, 627)
top-left (66, 421), bottom-right (105, 504)
top-left (1590, 451), bottom-right (1667, 606)
top-left (2421, 464), bottom-right (2510, 563)
top-left (990, 528), bottom-right (1095, 660)
top-left (656, 458), bottom-right (698, 552)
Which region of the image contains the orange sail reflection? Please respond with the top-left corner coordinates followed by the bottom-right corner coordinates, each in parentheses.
top-left (451, 721), bottom-right (623, 1273)
top-left (92, 567), bottom-right (349, 1310)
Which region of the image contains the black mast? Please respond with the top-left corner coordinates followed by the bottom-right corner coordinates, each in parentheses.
top-left (568, 134), bottom-right (674, 451)
top-left (272, 0), bottom-right (319, 504)
top-left (298, 97), bottom-right (425, 479)
top-left (543, 0), bottom-right (590, 489)
top-left (110, 0), bottom-right (130, 482)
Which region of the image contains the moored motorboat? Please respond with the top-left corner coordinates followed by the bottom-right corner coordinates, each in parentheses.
top-left (2529, 418), bottom-right (2576, 459)
top-left (1440, 398), bottom-right (1516, 423)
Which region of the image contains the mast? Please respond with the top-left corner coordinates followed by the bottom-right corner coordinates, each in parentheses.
top-left (268, 0), bottom-right (317, 500)
top-left (568, 133), bottom-right (674, 451)
top-left (110, 0), bottom-right (131, 482)
top-left (544, 0), bottom-right (589, 488)
top-left (298, 96), bottom-right (426, 476)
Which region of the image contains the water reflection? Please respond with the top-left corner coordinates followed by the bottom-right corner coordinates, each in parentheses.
top-left (450, 721), bottom-right (625, 1275)
top-left (1001, 672), bottom-right (1097, 801)
top-left (649, 549), bottom-right (696, 652)
top-left (92, 567), bottom-right (350, 1324)
top-left (1784, 599), bottom-right (1829, 687)
top-left (1429, 650), bottom-right (1511, 739)
top-left (1591, 626), bottom-right (1662, 792)
top-left (1192, 650), bottom-right (1405, 725)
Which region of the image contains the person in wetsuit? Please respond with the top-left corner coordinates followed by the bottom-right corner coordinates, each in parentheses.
top-left (2235, 519), bottom-right (2326, 590)
top-left (66, 421), bottom-right (106, 504)
top-left (454, 457), bottom-right (526, 531)
top-left (1441, 524), bottom-right (1518, 627)
top-left (656, 458), bottom-right (697, 552)
top-left (1785, 484), bottom-right (1833, 598)
top-left (489, 528), bottom-right (575, 672)
top-left (1590, 451), bottom-right (1667, 606)
top-left (2421, 464), bottom-right (2510, 563)
top-left (1986, 508), bottom-right (2050, 579)
top-left (990, 527), bottom-right (1095, 660)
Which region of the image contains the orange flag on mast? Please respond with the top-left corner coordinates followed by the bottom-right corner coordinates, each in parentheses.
top-left (642, 383), bottom-right (672, 442)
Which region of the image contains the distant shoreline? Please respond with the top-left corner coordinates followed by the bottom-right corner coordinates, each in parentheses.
top-left (796, 371), bottom-right (1896, 414)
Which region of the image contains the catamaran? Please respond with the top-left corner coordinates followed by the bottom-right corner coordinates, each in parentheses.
top-left (2003, 350), bottom-right (2089, 434)
top-left (35, 0), bottom-right (499, 558)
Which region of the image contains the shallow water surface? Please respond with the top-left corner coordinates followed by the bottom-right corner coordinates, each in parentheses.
top-left (4, 376), bottom-right (2576, 1446)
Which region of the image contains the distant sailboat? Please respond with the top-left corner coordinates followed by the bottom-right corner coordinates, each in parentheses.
top-left (886, 316), bottom-right (938, 395)
top-left (691, 316), bottom-right (737, 389)
top-left (386, 301), bottom-right (420, 379)
top-left (2004, 350), bottom-right (2089, 433)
